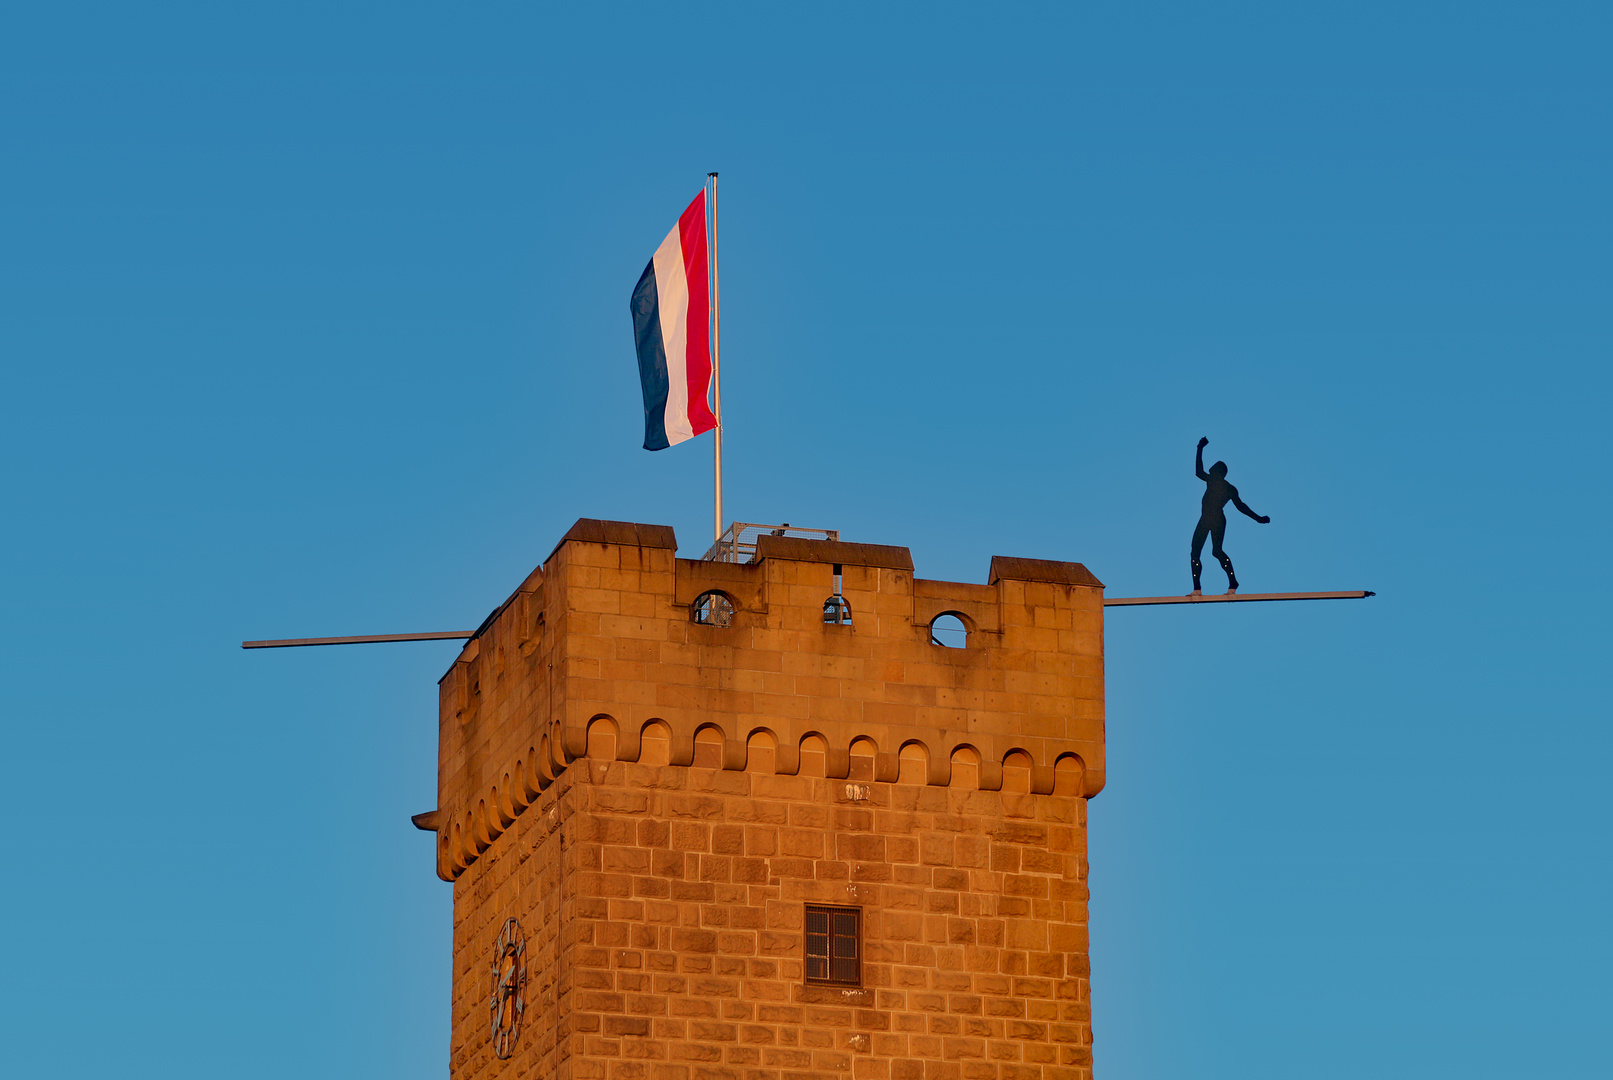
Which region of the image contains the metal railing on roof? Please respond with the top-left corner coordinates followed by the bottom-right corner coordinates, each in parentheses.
top-left (702, 522), bottom-right (840, 563)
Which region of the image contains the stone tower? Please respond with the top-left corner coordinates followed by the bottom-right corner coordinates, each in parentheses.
top-left (415, 519), bottom-right (1106, 1080)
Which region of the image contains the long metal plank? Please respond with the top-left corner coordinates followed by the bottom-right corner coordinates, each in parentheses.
top-left (241, 631), bottom-right (475, 649)
top-left (240, 589), bottom-right (1375, 645)
top-left (1104, 590), bottom-right (1374, 607)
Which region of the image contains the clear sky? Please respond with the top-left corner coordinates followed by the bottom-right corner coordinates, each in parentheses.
top-left (3, 3), bottom-right (1609, 1077)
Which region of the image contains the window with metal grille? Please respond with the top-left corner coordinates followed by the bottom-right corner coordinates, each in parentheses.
top-left (691, 591), bottom-right (735, 628)
top-left (804, 904), bottom-right (860, 985)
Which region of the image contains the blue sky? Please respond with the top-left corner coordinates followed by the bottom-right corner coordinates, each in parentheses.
top-left (2, 3), bottom-right (1609, 1077)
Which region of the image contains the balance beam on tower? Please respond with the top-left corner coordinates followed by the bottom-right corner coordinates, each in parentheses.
top-left (1104, 590), bottom-right (1374, 607)
top-left (240, 592), bottom-right (1380, 646)
top-left (241, 631), bottom-right (475, 649)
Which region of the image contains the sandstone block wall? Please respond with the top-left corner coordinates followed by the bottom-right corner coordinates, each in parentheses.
top-left (450, 755), bottom-right (1094, 1080)
top-left (427, 521), bottom-right (1105, 884)
top-left (427, 520), bottom-right (1106, 1080)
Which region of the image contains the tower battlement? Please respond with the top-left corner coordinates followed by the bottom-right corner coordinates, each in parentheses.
top-left (426, 519), bottom-right (1105, 883)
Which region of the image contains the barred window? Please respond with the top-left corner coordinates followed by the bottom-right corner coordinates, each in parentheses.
top-left (804, 904), bottom-right (860, 985)
top-left (691, 591), bottom-right (735, 628)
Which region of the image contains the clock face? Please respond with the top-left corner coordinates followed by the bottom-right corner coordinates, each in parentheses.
top-left (490, 918), bottom-right (527, 1060)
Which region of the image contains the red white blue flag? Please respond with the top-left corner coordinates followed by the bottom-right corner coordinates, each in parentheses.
top-left (630, 190), bottom-right (718, 451)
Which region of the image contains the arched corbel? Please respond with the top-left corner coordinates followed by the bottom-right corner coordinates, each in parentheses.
top-left (774, 741), bottom-right (801, 776)
top-left (668, 726), bottom-right (696, 767)
top-left (1053, 753), bottom-right (1087, 797)
top-left (948, 745), bottom-right (982, 790)
top-left (615, 723), bottom-right (642, 763)
top-left (542, 731), bottom-right (567, 784)
top-left (561, 723), bottom-right (588, 763)
top-left (873, 752), bottom-right (900, 784)
top-left (519, 752), bottom-right (544, 802)
top-left (977, 760), bottom-right (1005, 792)
top-left (824, 748), bottom-right (851, 779)
top-left (435, 829), bottom-right (455, 883)
top-left (744, 730), bottom-right (780, 774)
top-left (690, 723), bottom-right (728, 769)
top-left (1029, 765), bottom-right (1056, 796)
top-left (449, 819), bottom-right (470, 876)
top-left (638, 720), bottom-right (673, 766)
top-left (494, 779), bottom-right (519, 827)
top-left (459, 812), bottom-right (479, 867)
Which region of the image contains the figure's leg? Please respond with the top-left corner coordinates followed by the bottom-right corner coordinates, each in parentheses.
top-left (1190, 519), bottom-right (1209, 593)
top-left (1210, 520), bottom-right (1238, 591)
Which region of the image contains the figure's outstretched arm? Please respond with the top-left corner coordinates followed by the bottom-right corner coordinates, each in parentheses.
top-left (1230, 488), bottom-right (1271, 524)
top-left (1195, 436), bottom-right (1209, 480)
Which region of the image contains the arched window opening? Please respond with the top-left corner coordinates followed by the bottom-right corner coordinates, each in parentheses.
top-left (691, 591), bottom-right (735, 628)
top-left (822, 594), bottom-right (852, 625)
top-left (823, 563), bottom-right (853, 626)
top-left (930, 613), bottom-right (968, 648)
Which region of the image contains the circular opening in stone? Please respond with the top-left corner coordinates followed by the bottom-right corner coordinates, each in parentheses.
top-left (929, 612), bottom-right (967, 648)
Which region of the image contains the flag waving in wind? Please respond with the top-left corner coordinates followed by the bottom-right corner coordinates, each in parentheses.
top-left (630, 189), bottom-right (718, 451)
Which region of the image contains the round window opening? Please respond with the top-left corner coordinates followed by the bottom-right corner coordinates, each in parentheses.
top-left (930, 613), bottom-right (968, 648)
top-left (692, 591), bottom-right (735, 628)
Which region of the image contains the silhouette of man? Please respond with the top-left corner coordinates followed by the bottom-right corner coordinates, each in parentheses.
top-left (1192, 436), bottom-right (1270, 594)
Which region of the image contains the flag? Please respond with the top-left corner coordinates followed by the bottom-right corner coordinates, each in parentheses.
top-left (629, 189), bottom-right (718, 451)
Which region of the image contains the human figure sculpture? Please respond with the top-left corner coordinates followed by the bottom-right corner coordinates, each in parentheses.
top-left (1192, 436), bottom-right (1270, 594)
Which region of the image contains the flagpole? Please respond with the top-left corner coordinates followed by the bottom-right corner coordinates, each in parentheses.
top-left (709, 171), bottom-right (723, 544)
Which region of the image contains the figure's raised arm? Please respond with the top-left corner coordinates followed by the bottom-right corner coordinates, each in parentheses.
top-left (1195, 436), bottom-right (1210, 480)
top-left (1230, 487), bottom-right (1271, 524)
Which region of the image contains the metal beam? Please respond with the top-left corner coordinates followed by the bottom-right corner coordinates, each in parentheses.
top-left (241, 631), bottom-right (475, 649)
top-left (240, 590), bottom-right (1376, 645)
top-left (1104, 590), bottom-right (1374, 608)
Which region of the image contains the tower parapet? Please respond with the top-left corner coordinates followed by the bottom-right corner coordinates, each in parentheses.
top-left (427, 519), bottom-right (1105, 883)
